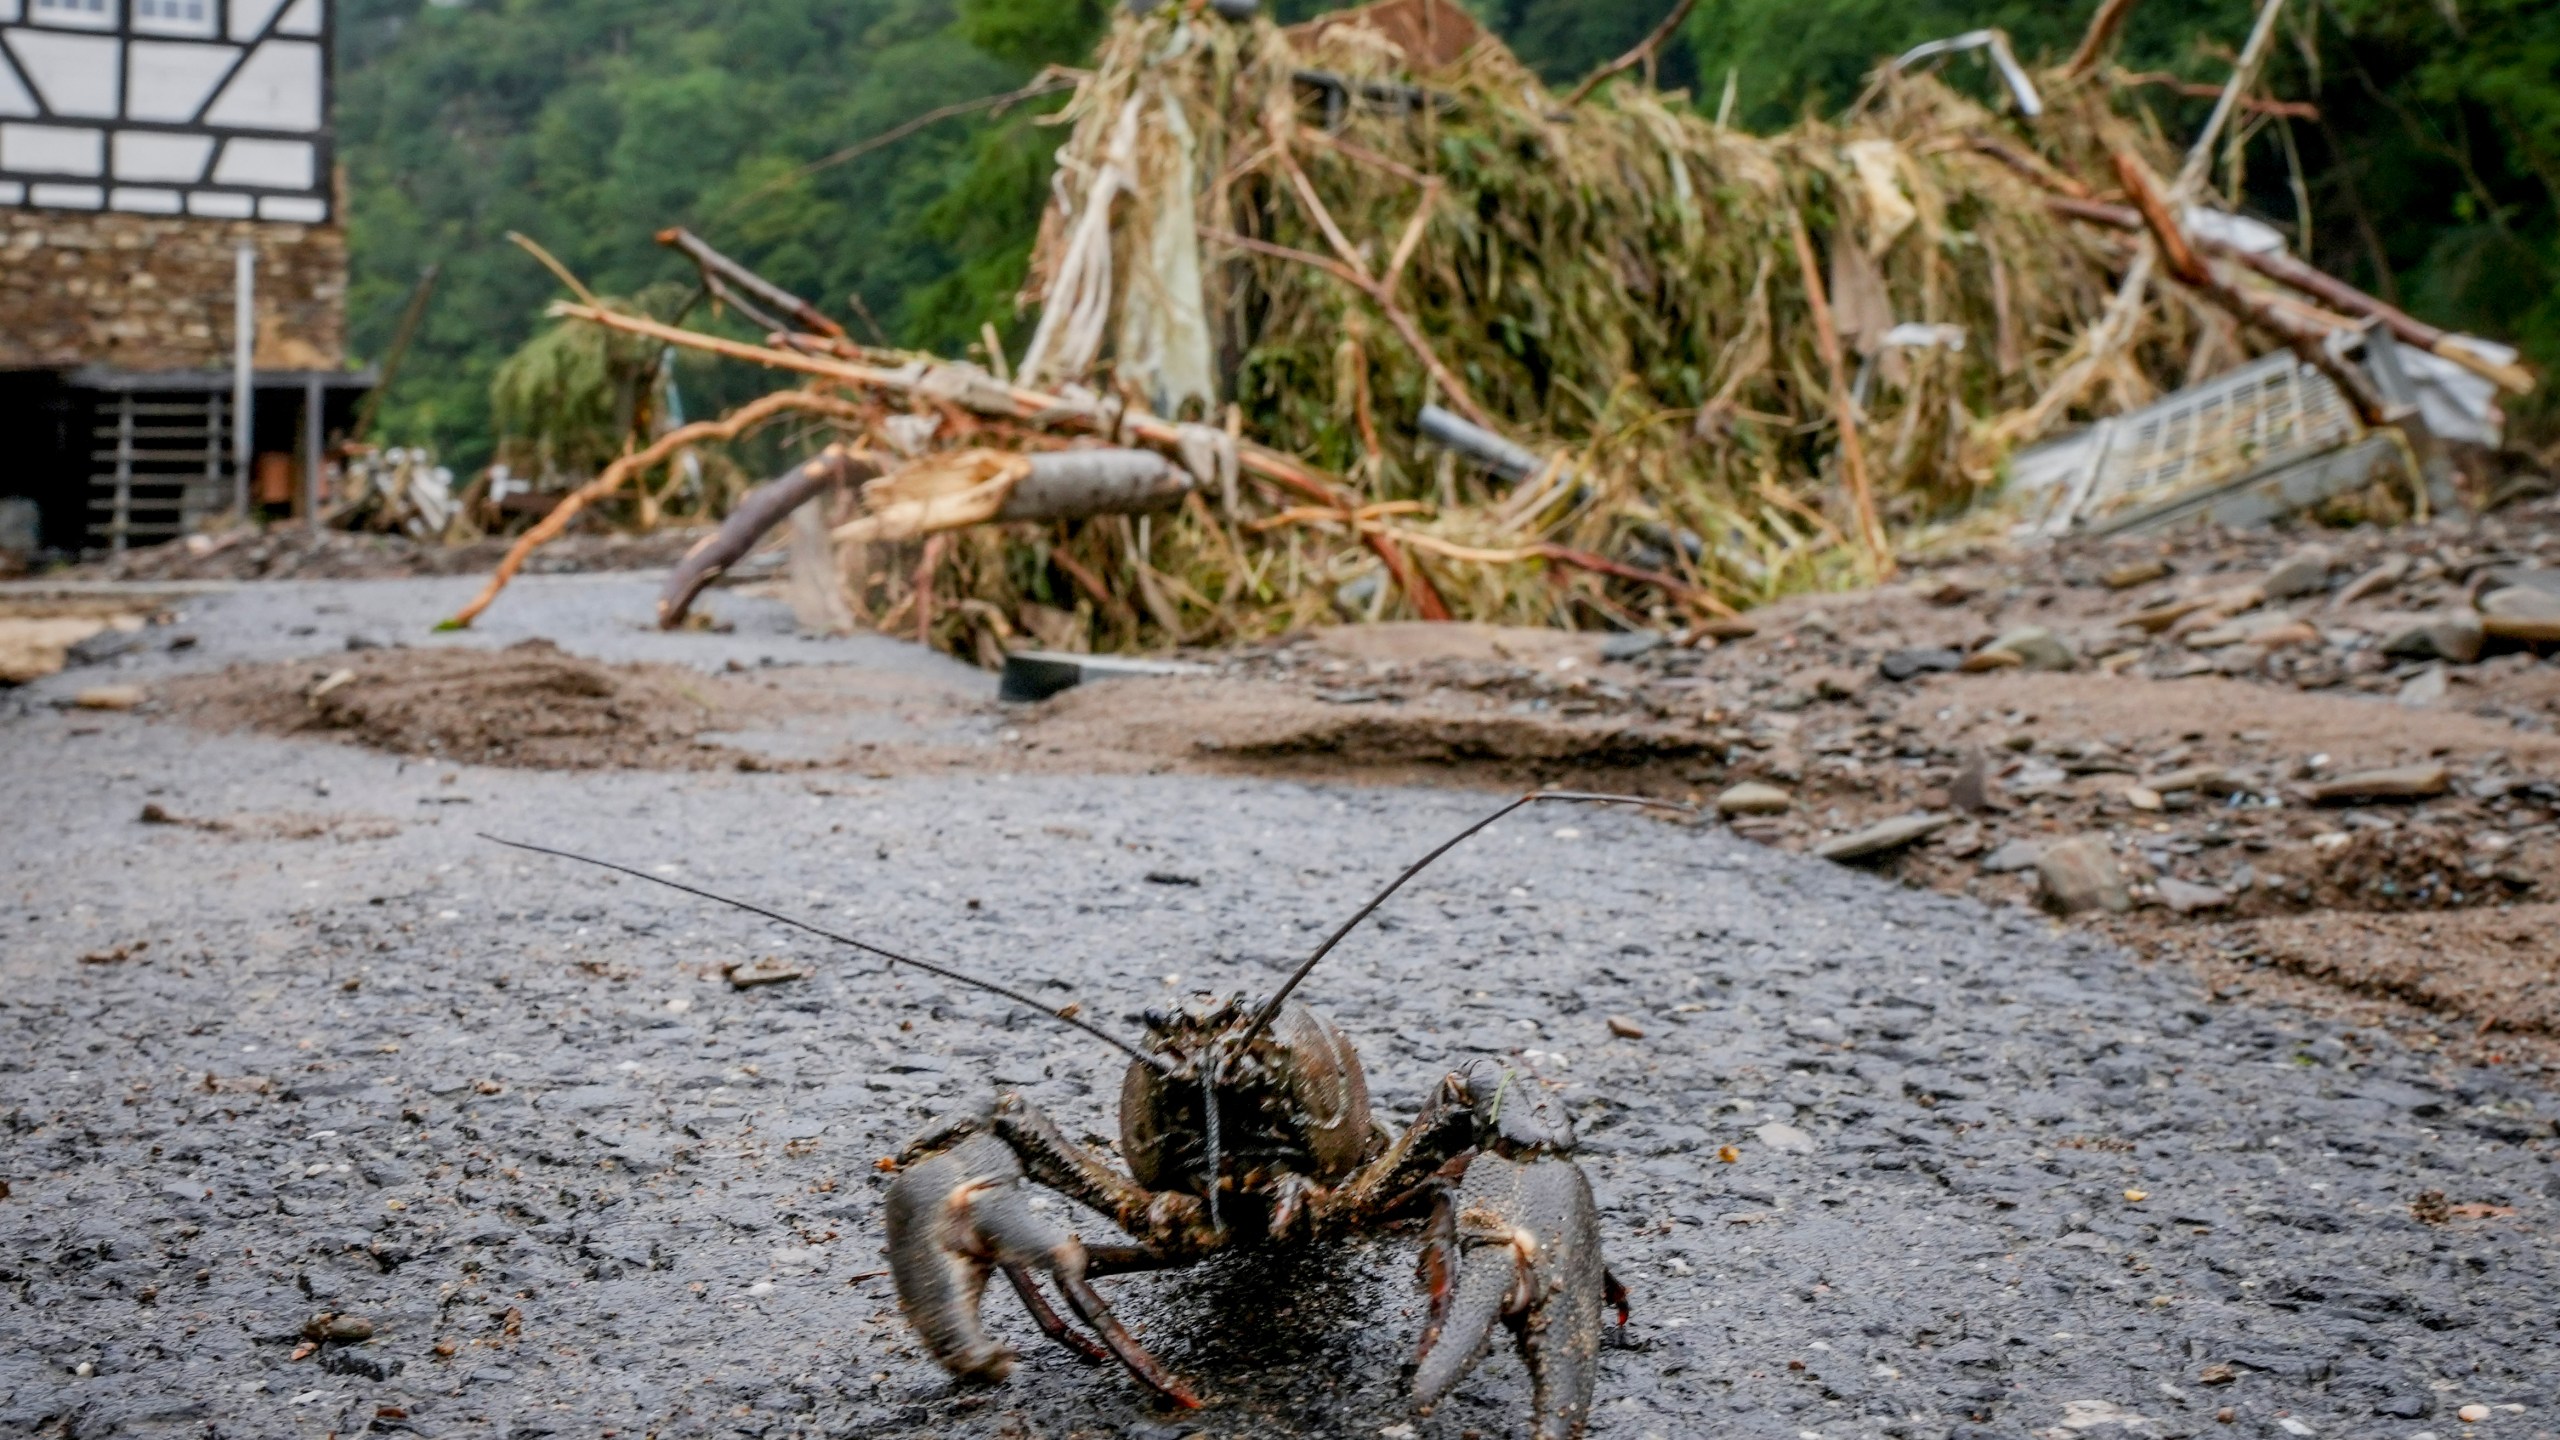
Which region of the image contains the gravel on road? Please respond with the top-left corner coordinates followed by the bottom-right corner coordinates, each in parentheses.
top-left (2, 576), bottom-right (2553, 1440)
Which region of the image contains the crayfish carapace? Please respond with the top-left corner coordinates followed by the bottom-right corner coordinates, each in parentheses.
top-left (493, 789), bottom-right (1683, 1439)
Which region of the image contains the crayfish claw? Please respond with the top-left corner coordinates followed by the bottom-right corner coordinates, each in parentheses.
top-left (1407, 1153), bottom-right (1608, 1440)
top-left (886, 1130), bottom-right (1200, 1407)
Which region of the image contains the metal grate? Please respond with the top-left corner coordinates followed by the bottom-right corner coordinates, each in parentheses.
top-left (86, 392), bottom-right (231, 552)
top-left (2017, 352), bottom-right (2361, 535)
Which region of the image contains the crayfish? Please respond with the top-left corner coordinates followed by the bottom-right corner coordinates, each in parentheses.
top-left (494, 789), bottom-right (1682, 1439)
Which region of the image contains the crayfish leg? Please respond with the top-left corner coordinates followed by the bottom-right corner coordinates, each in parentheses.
top-left (1000, 1264), bottom-right (1110, 1366)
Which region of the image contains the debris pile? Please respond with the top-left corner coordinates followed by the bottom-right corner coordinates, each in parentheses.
top-left (445, 0), bottom-right (2532, 663)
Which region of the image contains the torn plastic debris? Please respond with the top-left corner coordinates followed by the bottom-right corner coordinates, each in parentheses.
top-left (998, 649), bottom-right (1209, 703)
top-left (1890, 30), bottom-right (2041, 117)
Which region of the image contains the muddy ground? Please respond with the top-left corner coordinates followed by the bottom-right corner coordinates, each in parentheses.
top-left (2, 563), bottom-right (2554, 1440)
top-left (79, 498), bottom-right (2560, 1064)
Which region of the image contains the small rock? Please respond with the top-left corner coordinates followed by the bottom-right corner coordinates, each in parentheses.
top-left (2458, 1403), bottom-right (2490, 1423)
top-left (724, 959), bottom-right (813, 989)
top-left (2380, 611), bottom-right (2485, 664)
top-left (2156, 877), bottom-right (2230, 914)
top-left (1983, 626), bottom-right (2077, 672)
top-left (1785, 1014), bottom-right (1845, 1045)
top-left (1958, 647), bottom-right (2024, 672)
top-left (2143, 765), bottom-right (2225, 795)
top-left (2123, 785), bottom-right (2164, 812)
top-left (2481, 613), bottom-right (2560, 642)
top-left (2253, 620), bottom-right (2322, 650)
top-left (1605, 1015), bottom-right (1645, 1040)
top-left (2312, 764), bottom-right (2450, 803)
top-left (2480, 584), bottom-right (2560, 622)
top-left (2333, 554), bottom-right (2410, 605)
top-left (1878, 647), bottom-right (1963, 681)
top-left (1715, 781), bottom-right (1793, 817)
top-left (325, 1315), bottom-right (374, 1342)
top-left (2037, 835), bottom-right (2130, 915)
top-left (1753, 1122), bottom-right (1816, 1155)
top-left (2261, 544), bottom-right (2337, 600)
top-left (1815, 812), bottom-right (1955, 863)
top-left (2397, 665), bottom-right (2448, 707)
top-left (1600, 629), bottom-right (1665, 661)
top-left (1980, 838), bottom-right (2044, 873)
top-left (1949, 748), bottom-right (2004, 813)
top-left (2101, 559), bottom-right (2172, 589)
top-left (71, 685), bottom-right (145, 711)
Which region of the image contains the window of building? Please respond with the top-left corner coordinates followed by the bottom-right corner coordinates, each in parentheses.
top-left (28, 0), bottom-right (118, 31)
top-left (132, 0), bottom-right (214, 36)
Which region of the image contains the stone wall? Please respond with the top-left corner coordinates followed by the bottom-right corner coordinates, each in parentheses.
top-left (0, 209), bottom-right (347, 374)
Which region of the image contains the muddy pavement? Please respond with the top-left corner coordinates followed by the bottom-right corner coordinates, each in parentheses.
top-left (2, 577), bottom-right (2555, 1440)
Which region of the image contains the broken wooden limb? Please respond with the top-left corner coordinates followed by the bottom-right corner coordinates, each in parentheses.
top-left (1562, 0), bottom-right (1700, 105)
top-left (991, 449), bottom-right (1194, 522)
top-left (2063, 0), bottom-right (2142, 78)
top-left (657, 227), bottom-right (848, 341)
top-left (547, 303), bottom-right (1477, 619)
top-left (2043, 194), bottom-right (2534, 395)
top-left (442, 388), bottom-right (867, 629)
top-left (2114, 153), bottom-right (2390, 426)
top-left (658, 445), bottom-right (882, 629)
top-left (830, 449), bottom-right (1191, 548)
top-left (1785, 208), bottom-right (1892, 578)
top-left (2111, 70), bottom-right (2317, 120)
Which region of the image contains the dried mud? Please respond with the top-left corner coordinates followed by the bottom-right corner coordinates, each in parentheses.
top-left (163, 639), bottom-right (747, 771)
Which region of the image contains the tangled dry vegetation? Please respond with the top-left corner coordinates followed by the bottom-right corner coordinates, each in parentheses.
top-left (455, 0), bottom-right (2490, 664)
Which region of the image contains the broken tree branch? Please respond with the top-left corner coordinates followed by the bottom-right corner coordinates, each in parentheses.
top-left (1785, 209), bottom-right (1892, 577)
top-left (1562, 0), bottom-right (1700, 106)
top-left (657, 227), bottom-right (849, 341)
top-left (2043, 194), bottom-right (2537, 394)
top-left (2111, 70), bottom-right (2317, 120)
top-left (442, 388), bottom-right (867, 629)
top-left (2064, 0), bottom-right (2143, 79)
top-left (2115, 153), bottom-right (2390, 424)
top-left (1263, 135), bottom-right (1493, 429)
top-left (546, 303), bottom-right (1471, 620)
top-left (658, 444), bottom-right (881, 629)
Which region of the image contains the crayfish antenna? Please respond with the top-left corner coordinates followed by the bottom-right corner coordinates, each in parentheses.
top-left (1236, 791), bottom-right (1692, 1051)
top-left (481, 834), bottom-right (1172, 1071)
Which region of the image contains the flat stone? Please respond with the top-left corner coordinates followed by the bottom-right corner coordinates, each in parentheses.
top-left (723, 960), bottom-right (812, 989)
top-left (1984, 626), bottom-right (2077, 672)
top-left (1785, 1014), bottom-right (1845, 1045)
top-left (1715, 781), bottom-right (1793, 817)
top-left (1980, 838), bottom-right (2045, 873)
top-left (2156, 877), bottom-right (2230, 913)
top-left (2311, 763), bottom-right (2450, 803)
top-left (2261, 544), bottom-right (2336, 600)
top-left (1600, 629), bottom-right (1666, 661)
top-left (2482, 613), bottom-right (2560, 642)
top-left (1815, 812), bottom-right (1955, 863)
top-left (2334, 554), bottom-right (2410, 605)
top-left (1754, 1122), bottom-right (1817, 1155)
top-left (1879, 647), bottom-right (1963, 681)
top-left (2142, 765), bottom-right (2226, 795)
top-left (2481, 583), bottom-right (2560, 622)
top-left (71, 685), bottom-right (146, 710)
top-left (2379, 610), bottom-right (2484, 664)
top-left (2101, 559), bottom-right (2172, 589)
top-left (1605, 1015), bottom-right (1645, 1040)
top-left (1959, 647), bottom-right (2024, 672)
top-left (2397, 665), bottom-right (2448, 708)
top-left (2037, 835), bottom-right (2130, 915)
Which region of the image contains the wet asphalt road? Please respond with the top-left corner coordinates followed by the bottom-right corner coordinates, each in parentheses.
top-left (2, 575), bottom-right (2555, 1440)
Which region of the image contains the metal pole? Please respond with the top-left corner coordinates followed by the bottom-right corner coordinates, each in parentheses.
top-left (232, 243), bottom-right (255, 516)
top-left (303, 374), bottom-right (324, 530)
